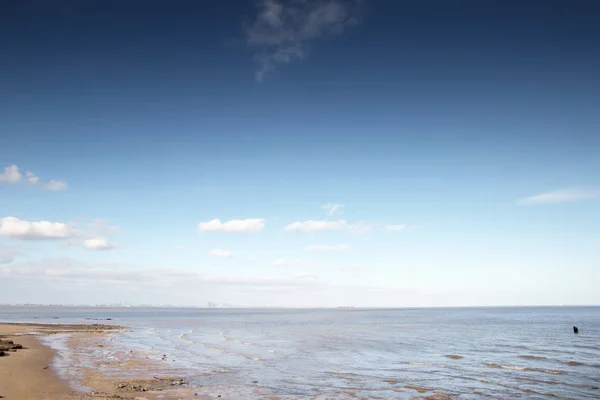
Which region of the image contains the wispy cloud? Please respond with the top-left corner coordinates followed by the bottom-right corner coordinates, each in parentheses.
top-left (83, 238), bottom-right (117, 251)
top-left (284, 219), bottom-right (347, 232)
top-left (24, 171), bottom-right (40, 185)
top-left (385, 224), bottom-right (422, 231)
top-left (273, 258), bottom-right (316, 268)
top-left (306, 244), bottom-right (350, 251)
top-left (322, 202), bottom-right (344, 216)
top-left (0, 164), bottom-right (67, 190)
top-left (198, 218), bottom-right (265, 233)
top-left (284, 219), bottom-right (373, 234)
top-left (43, 179), bottom-right (68, 191)
top-left (210, 249), bottom-right (233, 258)
top-left (0, 247), bottom-right (19, 265)
top-left (517, 188), bottom-right (600, 205)
top-left (245, 0), bottom-right (361, 81)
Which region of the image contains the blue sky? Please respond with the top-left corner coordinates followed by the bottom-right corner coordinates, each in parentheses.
top-left (1, 0), bottom-right (599, 307)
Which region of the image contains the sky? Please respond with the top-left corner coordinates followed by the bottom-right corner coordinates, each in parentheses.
top-left (1, 0), bottom-right (599, 307)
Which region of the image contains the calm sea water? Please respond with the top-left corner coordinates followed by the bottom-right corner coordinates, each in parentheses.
top-left (1, 307), bottom-right (599, 399)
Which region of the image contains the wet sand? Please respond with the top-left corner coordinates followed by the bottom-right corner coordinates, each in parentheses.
top-left (0, 323), bottom-right (200, 400)
top-left (0, 324), bottom-right (86, 400)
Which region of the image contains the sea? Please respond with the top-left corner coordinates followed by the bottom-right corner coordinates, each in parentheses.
top-left (1, 306), bottom-right (599, 399)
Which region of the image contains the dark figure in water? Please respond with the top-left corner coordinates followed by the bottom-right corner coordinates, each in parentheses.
top-left (573, 326), bottom-right (579, 334)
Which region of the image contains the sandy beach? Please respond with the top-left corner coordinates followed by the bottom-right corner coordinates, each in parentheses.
top-left (0, 323), bottom-right (202, 400)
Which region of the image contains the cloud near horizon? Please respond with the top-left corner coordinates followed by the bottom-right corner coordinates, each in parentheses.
top-left (517, 188), bottom-right (600, 205)
top-left (246, 0), bottom-right (361, 81)
top-left (198, 218), bottom-right (265, 233)
top-left (1, 258), bottom-right (324, 291)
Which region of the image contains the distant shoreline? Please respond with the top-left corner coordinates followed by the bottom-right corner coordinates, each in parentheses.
top-left (1, 304), bottom-right (599, 310)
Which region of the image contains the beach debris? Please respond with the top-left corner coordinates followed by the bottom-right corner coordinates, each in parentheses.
top-left (43, 365), bottom-right (49, 369)
top-left (573, 326), bottom-right (579, 334)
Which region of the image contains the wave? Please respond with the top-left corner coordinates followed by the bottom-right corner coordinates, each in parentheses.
top-left (519, 355), bottom-right (586, 366)
top-left (519, 355), bottom-right (550, 360)
top-left (220, 332), bottom-right (288, 358)
top-left (179, 333), bottom-right (194, 344)
top-left (178, 334), bottom-right (263, 362)
top-left (405, 361), bottom-right (435, 367)
top-left (486, 363), bottom-right (564, 375)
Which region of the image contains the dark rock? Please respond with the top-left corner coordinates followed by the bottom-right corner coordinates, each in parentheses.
top-left (253, 380), bottom-right (258, 384)
top-left (0, 339), bottom-right (23, 352)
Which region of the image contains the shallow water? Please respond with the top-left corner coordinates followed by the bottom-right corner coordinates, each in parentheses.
top-left (1, 306), bottom-right (599, 399)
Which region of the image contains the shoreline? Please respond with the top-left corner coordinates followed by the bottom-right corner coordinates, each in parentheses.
top-left (0, 322), bottom-right (454, 400)
top-left (0, 323), bottom-right (202, 400)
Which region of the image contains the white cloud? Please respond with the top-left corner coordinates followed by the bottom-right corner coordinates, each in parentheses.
top-left (43, 179), bottom-right (68, 191)
top-left (0, 216), bottom-right (119, 251)
top-left (0, 216), bottom-right (72, 240)
top-left (0, 165), bottom-right (22, 183)
top-left (306, 244), bottom-right (350, 251)
top-left (518, 188), bottom-right (600, 205)
top-left (284, 219), bottom-right (347, 232)
top-left (210, 249), bottom-right (233, 258)
top-left (0, 165), bottom-right (67, 190)
top-left (25, 171), bottom-right (40, 185)
top-left (246, 0), bottom-right (361, 81)
top-left (322, 203), bottom-right (344, 216)
top-left (198, 218), bottom-right (265, 233)
top-left (83, 238), bottom-right (116, 251)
